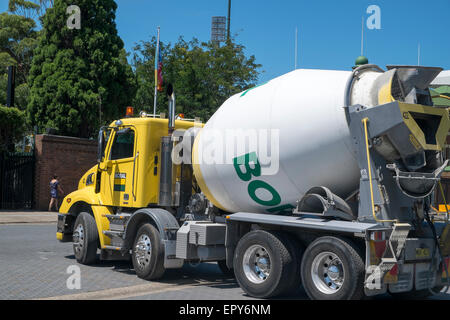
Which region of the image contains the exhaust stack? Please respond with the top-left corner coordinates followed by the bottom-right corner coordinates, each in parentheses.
top-left (159, 84), bottom-right (177, 206)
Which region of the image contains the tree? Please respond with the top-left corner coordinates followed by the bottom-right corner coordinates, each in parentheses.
top-left (132, 37), bottom-right (261, 121)
top-left (0, 1), bottom-right (41, 110)
top-left (0, 105), bottom-right (26, 151)
top-left (27, 0), bottom-right (136, 138)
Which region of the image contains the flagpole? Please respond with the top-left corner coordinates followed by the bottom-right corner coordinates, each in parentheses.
top-left (418, 42), bottom-right (420, 66)
top-left (153, 26), bottom-right (160, 118)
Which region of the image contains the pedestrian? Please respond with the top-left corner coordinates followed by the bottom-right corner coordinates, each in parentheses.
top-left (49, 175), bottom-right (64, 212)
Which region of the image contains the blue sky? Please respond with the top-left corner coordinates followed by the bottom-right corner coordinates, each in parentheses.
top-left (2, 0), bottom-right (449, 82)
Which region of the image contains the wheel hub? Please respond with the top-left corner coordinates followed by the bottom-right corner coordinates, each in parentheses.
top-left (243, 245), bottom-right (271, 284)
top-left (311, 252), bottom-right (344, 294)
top-left (73, 224), bottom-right (84, 254)
top-left (134, 234), bottom-right (151, 268)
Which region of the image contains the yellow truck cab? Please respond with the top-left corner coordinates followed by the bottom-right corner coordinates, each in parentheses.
top-left (57, 114), bottom-right (201, 247)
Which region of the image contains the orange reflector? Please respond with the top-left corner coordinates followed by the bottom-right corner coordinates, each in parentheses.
top-left (66, 198), bottom-right (71, 204)
top-left (126, 106), bottom-right (134, 117)
top-left (178, 113), bottom-right (185, 118)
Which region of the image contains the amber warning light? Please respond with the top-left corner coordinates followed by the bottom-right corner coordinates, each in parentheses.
top-left (126, 106), bottom-right (134, 117)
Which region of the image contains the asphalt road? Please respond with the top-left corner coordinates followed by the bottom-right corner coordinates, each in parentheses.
top-left (1, 223), bottom-right (450, 300)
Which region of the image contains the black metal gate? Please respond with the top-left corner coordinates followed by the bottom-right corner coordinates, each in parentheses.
top-left (0, 152), bottom-right (35, 209)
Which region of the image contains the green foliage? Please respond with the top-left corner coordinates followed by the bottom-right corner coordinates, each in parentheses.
top-left (8, 0), bottom-right (40, 13)
top-left (0, 105), bottom-right (26, 150)
top-left (0, 3), bottom-right (38, 82)
top-left (27, 0), bottom-right (136, 138)
top-left (0, 1), bottom-right (41, 111)
top-left (132, 37), bottom-right (261, 121)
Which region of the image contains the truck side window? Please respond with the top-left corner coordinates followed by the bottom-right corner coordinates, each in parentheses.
top-left (110, 128), bottom-right (135, 160)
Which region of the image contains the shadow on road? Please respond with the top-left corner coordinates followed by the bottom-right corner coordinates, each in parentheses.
top-left (63, 252), bottom-right (311, 299)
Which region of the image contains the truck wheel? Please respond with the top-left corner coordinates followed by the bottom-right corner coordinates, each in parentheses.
top-left (233, 230), bottom-right (299, 298)
top-left (390, 286), bottom-right (444, 299)
top-left (73, 212), bottom-right (99, 265)
top-left (301, 236), bottom-right (365, 300)
top-left (132, 223), bottom-right (165, 280)
top-left (217, 260), bottom-right (235, 278)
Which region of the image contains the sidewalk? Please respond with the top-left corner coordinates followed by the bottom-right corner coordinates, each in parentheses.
top-left (0, 210), bottom-right (58, 224)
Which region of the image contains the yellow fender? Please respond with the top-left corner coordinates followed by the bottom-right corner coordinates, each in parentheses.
top-left (59, 188), bottom-right (113, 248)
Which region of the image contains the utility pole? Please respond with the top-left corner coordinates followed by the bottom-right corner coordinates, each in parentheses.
top-left (6, 66), bottom-right (16, 152)
top-left (98, 94), bottom-right (102, 126)
top-left (227, 0), bottom-right (231, 41)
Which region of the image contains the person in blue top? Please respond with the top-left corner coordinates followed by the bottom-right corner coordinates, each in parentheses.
top-left (49, 175), bottom-right (64, 212)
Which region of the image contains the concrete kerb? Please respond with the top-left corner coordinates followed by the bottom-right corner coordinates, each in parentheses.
top-left (0, 210), bottom-right (58, 224)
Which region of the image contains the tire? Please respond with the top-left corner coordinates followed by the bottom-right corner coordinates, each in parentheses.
top-left (131, 223), bottom-right (165, 280)
top-left (233, 230), bottom-right (299, 298)
top-left (301, 236), bottom-right (365, 300)
top-left (390, 286), bottom-right (444, 299)
top-left (73, 212), bottom-right (99, 265)
top-left (217, 260), bottom-right (235, 278)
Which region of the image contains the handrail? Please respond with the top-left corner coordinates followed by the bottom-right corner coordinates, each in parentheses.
top-left (132, 151), bottom-right (139, 201)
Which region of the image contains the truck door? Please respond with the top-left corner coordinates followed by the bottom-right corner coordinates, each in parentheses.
top-left (102, 127), bottom-right (138, 207)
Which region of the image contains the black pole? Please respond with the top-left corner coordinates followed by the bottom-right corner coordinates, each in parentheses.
top-left (6, 66), bottom-right (15, 107)
top-left (227, 0), bottom-right (231, 41)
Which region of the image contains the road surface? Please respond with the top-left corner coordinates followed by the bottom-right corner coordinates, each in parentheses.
top-left (0, 223), bottom-right (449, 300)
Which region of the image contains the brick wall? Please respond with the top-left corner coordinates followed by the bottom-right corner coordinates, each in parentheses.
top-left (34, 134), bottom-right (98, 210)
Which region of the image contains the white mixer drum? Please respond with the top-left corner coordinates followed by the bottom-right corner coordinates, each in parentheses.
top-left (192, 68), bottom-right (383, 213)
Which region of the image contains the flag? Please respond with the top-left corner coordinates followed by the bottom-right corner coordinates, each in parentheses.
top-left (155, 42), bottom-right (163, 92)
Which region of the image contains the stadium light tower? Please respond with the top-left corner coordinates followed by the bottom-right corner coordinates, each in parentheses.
top-left (211, 16), bottom-right (226, 44)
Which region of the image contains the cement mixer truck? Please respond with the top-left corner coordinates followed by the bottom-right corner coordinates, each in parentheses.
top-left (56, 64), bottom-right (450, 300)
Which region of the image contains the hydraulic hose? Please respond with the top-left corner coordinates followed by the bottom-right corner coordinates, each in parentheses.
top-left (431, 94), bottom-right (450, 101)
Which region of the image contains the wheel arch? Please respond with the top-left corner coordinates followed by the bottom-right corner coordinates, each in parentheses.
top-left (123, 208), bottom-right (179, 250)
top-left (60, 201), bottom-right (94, 235)
top-left (65, 201), bottom-right (113, 248)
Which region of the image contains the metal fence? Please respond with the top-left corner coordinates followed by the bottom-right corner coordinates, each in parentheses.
top-left (0, 152), bottom-right (35, 209)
